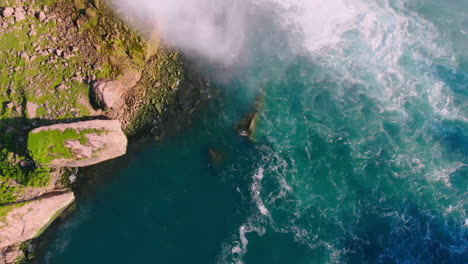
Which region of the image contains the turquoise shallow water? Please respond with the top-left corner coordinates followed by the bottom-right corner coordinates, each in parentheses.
top-left (36, 0), bottom-right (467, 263)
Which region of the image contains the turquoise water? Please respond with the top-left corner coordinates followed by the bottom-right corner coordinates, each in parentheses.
top-left (36, 0), bottom-right (467, 263)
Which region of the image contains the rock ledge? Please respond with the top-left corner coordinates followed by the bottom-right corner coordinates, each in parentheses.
top-left (0, 192), bottom-right (75, 250)
top-left (28, 120), bottom-right (127, 167)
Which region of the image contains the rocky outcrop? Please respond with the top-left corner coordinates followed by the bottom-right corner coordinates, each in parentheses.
top-left (0, 244), bottom-right (23, 264)
top-left (28, 120), bottom-right (128, 167)
top-left (1, 7), bottom-right (14, 18)
top-left (0, 192), bottom-right (75, 252)
top-left (92, 69), bottom-right (142, 111)
top-left (0, 0), bottom-right (176, 262)
top-left (208, 148), bottom-right (224, 163)
top-left (237, 94), bottom-right (264, 140)
top-left (237, 112), bottom-right (258, 138)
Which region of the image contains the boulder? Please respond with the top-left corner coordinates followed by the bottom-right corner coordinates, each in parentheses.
top-left (55, 49), bottom-right (63, 57)
top-left (13, 8), bottom-right (25, 22)
top-left (26, 101), bottom-right (38, 118)
top-left (237, 95), bottom-right (264, 140)
top-left (92, 69), bottom-right (141, 110)
top-left (28, 120), bottom-right (128, 167)
top-left (14, 12), bottom-right (25, 22)
top-left (1, 7), bottom-right (14, 18)
top-left (75, 14), bottom-right (88, 28)
top-left (27, 7), bottom-right (35, 17)
top-left (29, 29), bottom-right (37, 36)
top-left (37, 11), bottom-right (46, 22)
top-left (237, 112), bottom-right (257, 138)
top-left (85, 7), bottom-right (97, 18)
top-left (19, 51), bottom-right (29, 62)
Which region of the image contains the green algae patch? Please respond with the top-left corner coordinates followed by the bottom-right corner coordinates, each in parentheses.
top-left (27, 128), bottom-right (100, 165)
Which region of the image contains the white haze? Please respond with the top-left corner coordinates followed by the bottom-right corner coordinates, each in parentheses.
top-left (109, 0), bottom-right (452, 119)
top-left (110, 0), bottom-right (250, 64)
top-left (109, 0), bottom-right (452, 118)
top-left (109, 0), bottom-right (363, 65)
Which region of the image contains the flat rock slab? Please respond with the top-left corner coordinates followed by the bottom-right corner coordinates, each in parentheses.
top-left (28, 120), bottom-right (128, 167)
top-left (0, 192), bottom-right (75, 249)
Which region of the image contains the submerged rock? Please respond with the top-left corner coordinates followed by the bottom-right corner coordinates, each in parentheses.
top-left (28, 120), bottom-right (127, 167)
top-left (208, 148), bottom-right (224, 163)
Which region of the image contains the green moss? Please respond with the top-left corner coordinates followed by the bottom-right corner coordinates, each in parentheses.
top-left (0, 5), bottom-right (92, 120)
top-left (125, 50), bottom-right (183, 136)
top-left (74, 0), bottom-right (87, 11)
top-left (0, 148), bottom-right (51, 204)
top-left (77, 2), bottom-right (147, 75)
top-left (0, 182), bottom-right (20, 204)
top-left (28, 128), bottom-right (104, 165)
top-left (39, 0), bottom-right (60, 6)
top-left (0, 0), bottom-right (150, 204)
top-left (96, 60), bottom-right (113, 79)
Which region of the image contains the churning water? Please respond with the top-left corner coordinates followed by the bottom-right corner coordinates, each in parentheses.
top-left (37, 0), bottom-right (467, 263)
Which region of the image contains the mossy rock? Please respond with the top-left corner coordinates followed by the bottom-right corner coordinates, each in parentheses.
top-left (28, 120), bottom-right (127, 167)
top-left (74, 0), bottom-right (87, 11)
top-left (28, 128), bottom-right (97, 165)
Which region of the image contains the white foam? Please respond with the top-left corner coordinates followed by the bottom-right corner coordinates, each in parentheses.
top-left (268, 0), bottom-right (460, 123)
top-left (111, 0), bottom-right (460, 118)
top-left (256, 0), bottom-right (361, 52)
top-left (219, 221), bottom-right (267, 264)
top-left (109, 1), bottom-right (468, 262)
top-left (68, 174), bottom-right (77, 183)
top-left (111, 0), bottom-right (464, 131)
top-left (251, 167), bottom-right (270, 216)
top-left (431, 162), bottom-right (465, 188)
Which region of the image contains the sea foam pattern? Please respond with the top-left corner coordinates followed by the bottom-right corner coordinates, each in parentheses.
top-left (222, 0), bottom-right (467, 263)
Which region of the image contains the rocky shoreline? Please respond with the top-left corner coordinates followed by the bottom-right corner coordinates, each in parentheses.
top-left (0, 192), bottom-right (75, 263)
top-left (0, 0), bottom-right (206, 263)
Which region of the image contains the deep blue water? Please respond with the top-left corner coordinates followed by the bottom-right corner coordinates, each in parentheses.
top-left (36, 0), bottom-right (467, 263)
